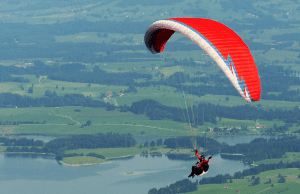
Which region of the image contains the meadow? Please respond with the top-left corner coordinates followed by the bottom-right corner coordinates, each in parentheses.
top-left (254, 152), bottom-right (300, 165)
top-left (187, 168), bottom-right (300, 194)
top-left (2, 105), bottom-right (287, 136)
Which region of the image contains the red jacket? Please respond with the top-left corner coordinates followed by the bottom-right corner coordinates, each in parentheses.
top-left (195, 151), bottom-right (210, 169)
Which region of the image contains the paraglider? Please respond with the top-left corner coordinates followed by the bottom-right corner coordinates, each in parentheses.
top-left (144, 18), bottom-right (261, 177)
top-left (188, 149), bottom-right (212, 178)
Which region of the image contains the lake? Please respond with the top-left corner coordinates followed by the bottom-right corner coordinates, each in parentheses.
top-left (0, 134), bottom-right (284, 194)
top-left (0, 153), bottom-right (249, 194)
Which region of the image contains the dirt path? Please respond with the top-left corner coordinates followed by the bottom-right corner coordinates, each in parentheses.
top-left (50, 113), bottom-right (81, 125)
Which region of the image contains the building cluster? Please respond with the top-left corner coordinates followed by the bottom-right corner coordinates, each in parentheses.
top-left (103, 91), bottom-right (124, 100)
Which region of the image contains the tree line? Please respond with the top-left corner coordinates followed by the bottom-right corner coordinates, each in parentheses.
top-left (148, 178), bottom-right (198, 194)
top-left (129, 99), bottom-right (217, 126)
top-left (0, 93), bottom-right (109, 108)
top-left (0, 61), bottom-right (152, 87)
top-left (3, 133), bottom-right (137, 160)
top-left (125, 99), bottom-right (300, 125)
top-left (220, 137), bottom-right (300, 163)
top-left (163, 136), bottom-right (222, 152)
top-left (0, 137), bottom-right (44, 147)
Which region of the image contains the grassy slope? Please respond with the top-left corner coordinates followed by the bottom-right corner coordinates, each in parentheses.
top-left (186, 168), bottom-right (300, 194)
top-left (254, 152), bottom-right (300, 165)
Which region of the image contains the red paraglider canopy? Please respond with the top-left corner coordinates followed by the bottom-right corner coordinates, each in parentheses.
top-left (144, 18), bottom-right (261, 102)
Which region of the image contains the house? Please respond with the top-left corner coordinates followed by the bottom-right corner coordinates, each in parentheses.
top-left (224, 187), bottom-right (228, 189)
top-left (256, 125), bottom-right (265, 128)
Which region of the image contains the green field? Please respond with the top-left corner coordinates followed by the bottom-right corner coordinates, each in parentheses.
top-left (0, 104), bottom-right (295, 136)
top-left (0, 76), bottom-right (127, 101)
top-left (62, 156), bottom-right (107, 166)
top-left (187, 168), bottom-right (300, 194)
top-left (0, 106), bottom-right (199, 136)
top-left (254, 152), bottom-right (300, 165)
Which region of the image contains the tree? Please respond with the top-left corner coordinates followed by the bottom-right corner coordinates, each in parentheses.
top-left (157, 139), bottom-right (163, 146)
top-left (278, 176), bottom-right (286, 183)
top-left (85, 120), bottom-right (91, 126)
top-left (148, 188), bottom-right (157, 194)
top-left (144, 141), bottom-right (148, 147)
top-left (125, 83), bottom-right (137, 93)
top-left (106, 104), bottom-right (116, 111)
top-left (150, 141), bottom-right (155, 147)
top-left (56, 85), bottom-right (58, 89)
top-left (226, 96), bottom-right (229, 101)
top-left (252, 177), bottom-right (260, 185)
top-left (62, 87), bottom-right (65, 91)
top-left (28, 87), bottom-right (33, 93)
top-left (45, 90), bottom-right (51, 97)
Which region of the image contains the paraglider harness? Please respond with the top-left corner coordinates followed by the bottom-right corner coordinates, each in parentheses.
top-left (192, 152), bottom-right (210, 176)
